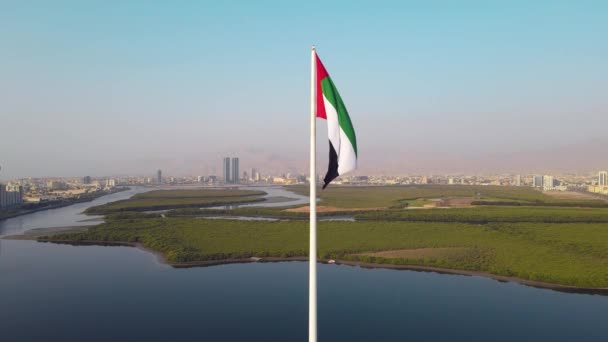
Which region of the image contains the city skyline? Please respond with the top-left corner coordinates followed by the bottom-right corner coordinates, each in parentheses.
top-left (2, 3), bottom-right (608, 341)
top-left (4, 160), bottom-right (608, 182)
top-left (1, 2), bottom-right (607, 178)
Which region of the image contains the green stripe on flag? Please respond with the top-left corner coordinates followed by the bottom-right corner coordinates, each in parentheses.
top-left (320, 77), bottom-right (358, 155)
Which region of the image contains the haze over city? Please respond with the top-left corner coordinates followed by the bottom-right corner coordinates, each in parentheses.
top-left (3, 2), bottom-right (608, 342)
top-left (1, 1), bottom-right (607, 179)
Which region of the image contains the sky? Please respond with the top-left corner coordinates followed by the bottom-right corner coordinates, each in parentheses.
top-left (1, 0), bottom-right (607, 179)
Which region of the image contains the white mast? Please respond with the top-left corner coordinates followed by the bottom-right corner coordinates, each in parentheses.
top-left (309, 45), bottom-right (318, 342)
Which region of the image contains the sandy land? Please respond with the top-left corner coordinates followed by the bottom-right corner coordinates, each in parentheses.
top-left (442, 198), bottom-right (475, 207)
top-left (284, 205), bottom-right (386, 213)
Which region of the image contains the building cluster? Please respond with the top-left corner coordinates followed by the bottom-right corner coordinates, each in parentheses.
top-left (0, 176), bottom-right (119, 206)
top-left (588, 171), bottom-right (608, 195)
top-left (326, 173), bottom-right (587, 191)
top-left (4, 162), bottom-right (608, 211)
top-left (531, 175), bottom-right (568, 191)
top-left (0, 183), bottom-right (24, 208)
top-left (218, 157), bottom-right (266, 184)
top-left (107, 170), bottom-right (594, 190)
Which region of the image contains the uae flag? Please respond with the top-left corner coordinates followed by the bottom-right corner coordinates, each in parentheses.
top-left (315, 53), bottom-right (358, 189)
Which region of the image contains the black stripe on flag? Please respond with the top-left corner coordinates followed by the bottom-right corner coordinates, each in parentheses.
top-left (322, 140), bottom-right (339, 189)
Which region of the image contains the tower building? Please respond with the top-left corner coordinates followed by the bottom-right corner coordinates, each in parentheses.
top-left (599, 171), bottom-right (608, 186)
top-left (231, 158), bottom-right (240, 184)
top-left (543, 175), bottom-right (554, 188)
top-left (223, 158), bottom-right (231, 184)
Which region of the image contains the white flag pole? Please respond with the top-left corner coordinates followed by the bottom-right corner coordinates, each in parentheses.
top-left (309, 45), bottom-right (318, 342)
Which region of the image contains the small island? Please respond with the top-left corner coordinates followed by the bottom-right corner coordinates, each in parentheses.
top-left (27, 185), bottom-right (608, 293)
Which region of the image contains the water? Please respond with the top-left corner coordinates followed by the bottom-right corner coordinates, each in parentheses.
top-left (204, 216), bottom-right (282, 221)
top-left (210, 185), bottom-right (311, 209)
top-left (0, 187), bottom-right (151, 237)
top-left (1, 187), bottom-right (607, 341)
top-left (203, 216), bottom-right (354, 222)
top-left (0, 240), bottom-right (607, 342)
top-left (0, 186), bottom-right (305, 237)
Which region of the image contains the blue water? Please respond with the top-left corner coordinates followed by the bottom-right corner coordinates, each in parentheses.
top-left (0, 240), bottom-right (607, 342)
top-left (1, 187), bottom-right (607, 341)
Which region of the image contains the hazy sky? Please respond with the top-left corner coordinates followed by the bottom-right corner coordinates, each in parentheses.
top-left (1, 1), bottom-right (607, 179)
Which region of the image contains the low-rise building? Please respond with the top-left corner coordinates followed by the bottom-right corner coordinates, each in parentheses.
top-left (588, 185), bottom-right (608, 195)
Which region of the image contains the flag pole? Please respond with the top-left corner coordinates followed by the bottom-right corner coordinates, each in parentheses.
top-left (309, 45), bottom-right (318, 342)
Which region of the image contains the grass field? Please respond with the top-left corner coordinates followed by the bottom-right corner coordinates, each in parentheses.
top-left (42, 217), bottom-right (608, 288)
top-left (287, 184), bottom-right (607, 209)
top-left (85, 189), bottom-right (266, 214)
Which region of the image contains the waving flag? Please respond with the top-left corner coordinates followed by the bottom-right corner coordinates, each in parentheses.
top-left (315, 53), bottom-right (358, 189)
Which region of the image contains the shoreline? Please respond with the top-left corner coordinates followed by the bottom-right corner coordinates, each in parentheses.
top-left (24, 238), bottom-right (608, 296)
top-left (0, 187), bottom-right (130, 222)
top-left (85, 197), bottom-right (267, 215)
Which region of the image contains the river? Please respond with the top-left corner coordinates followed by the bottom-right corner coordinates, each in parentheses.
top-left (1, 187), bottom-right (607, 341)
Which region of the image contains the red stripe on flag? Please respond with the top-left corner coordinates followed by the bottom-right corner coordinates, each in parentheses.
top-left (315, 53), bottom-right (329, 120)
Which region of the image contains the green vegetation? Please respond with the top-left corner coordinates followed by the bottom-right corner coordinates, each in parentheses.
top-left (166, 207), bottom-right (315, 219)
top-left (164, 206), bottom-right (608, 224)
top-left (354, 206), bottom-right (608, 223)
top-left (43, 185), bottom-right (608, 289)
top-left (85, 189), bottom-right (266, 214)
top-left (43, 217), bottom-right (608, 288)
top-left (287, 184), bottom-right (607, 208)
top-left (471, 200), bottom-right (608, 208)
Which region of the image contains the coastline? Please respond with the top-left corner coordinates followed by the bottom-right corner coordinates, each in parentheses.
top-left (173, 257), bottom-right (608, 295)
top-left (0, 187), bottom-right (130, 222)
top-left (18, 235), bottom-right (608, 296)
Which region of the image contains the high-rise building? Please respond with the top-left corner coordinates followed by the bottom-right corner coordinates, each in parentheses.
top-left (514, 174), bottom-right (521, 186)
top-left (543, 175), bottom-right (554, 188)
top-left (231, 158), bottom-right (240, 184)
top-left (157, 169), bottom-right (162, 184)
top-left (223, 157), bottom-right (231, 184)
top-left (599, 171), bottom-right (608, 186)
top-left (532, 175), bottom-right (543, 187)
top-left (83, 176), bottom-right (92, 184)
